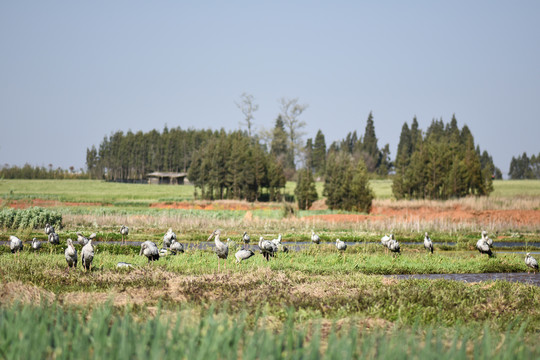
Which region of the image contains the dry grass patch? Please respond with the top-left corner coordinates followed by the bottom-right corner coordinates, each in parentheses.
top-left (0, 281), bottom-right (55, 304)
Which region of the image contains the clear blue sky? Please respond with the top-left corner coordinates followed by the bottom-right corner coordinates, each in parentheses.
top-left (1, 1), bottom-right (539, 175)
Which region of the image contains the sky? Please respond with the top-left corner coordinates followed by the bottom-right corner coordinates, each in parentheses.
top-left (1, 1), bottom-right (539, 175)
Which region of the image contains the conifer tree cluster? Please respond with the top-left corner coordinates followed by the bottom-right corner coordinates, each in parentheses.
top-left (508, 152), bottom-right (540, 179)
top-left (294, 168), bottom-right (318, 210)
top-left (392, 115), bottom-right (495, 199)
top-left (86, 127), bottom-right (214, 181)
top-left (188, 131), bottom-right (286, 201)
top-left (323, 151), bottom-right (374, 212)
top-left (327, 112), bottom-right (392, 176)
top-left (86, 108), bottom-right (504, 206)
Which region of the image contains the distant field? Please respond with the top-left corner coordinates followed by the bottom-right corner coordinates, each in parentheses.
top-left (1, 179), bottom-right (538, 204)
top-left (0, 179), bottom-right (393, 204)
top-left (491, 179), bottom-right (540, 197)
top-left (0, 179), bottom-right (195, 204)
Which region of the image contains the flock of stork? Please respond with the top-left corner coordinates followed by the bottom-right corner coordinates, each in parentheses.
top-left (6, 224), bottom-right (540, 274)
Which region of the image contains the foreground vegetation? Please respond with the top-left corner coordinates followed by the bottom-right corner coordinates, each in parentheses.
top-left (1, 179), bottom-right (539, 357)
top-left (1, 248), bottom-right (539, 329)
top-left (1, 302), bottom-right (538, 359)
top-left (1, 246), bottom-right (539, 358)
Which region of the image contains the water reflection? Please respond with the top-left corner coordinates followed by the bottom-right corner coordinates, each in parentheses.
top-left (387, 273), bottom-right (540, 286)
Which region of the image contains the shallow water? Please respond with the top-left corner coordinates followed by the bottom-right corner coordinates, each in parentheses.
top-left (386, 272), bottom-right (540, 286)
top-left (3, 239), bottom-right (540, 252)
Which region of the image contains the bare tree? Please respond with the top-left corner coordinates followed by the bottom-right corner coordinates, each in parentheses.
top-left (235, 93), bottom-right (259, 137)
top-left (279, 97), bottom-right (308, 169)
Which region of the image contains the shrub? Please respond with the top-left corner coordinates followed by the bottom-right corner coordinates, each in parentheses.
top-left (0, 207), bottom-right (62, 230)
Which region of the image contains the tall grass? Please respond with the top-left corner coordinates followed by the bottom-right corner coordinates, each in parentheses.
top-left (0, 303), bottom-right (537, 359)
top-left (58, 210), bottom-right (540, 235)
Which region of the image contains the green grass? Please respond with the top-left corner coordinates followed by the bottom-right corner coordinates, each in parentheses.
top-left (1, 179), bottom-right (539, 208)
top-left (2, 179), bottom-right (539, 205)
top-left (1, 303), bottom-right (537, 359)
top-left (0, 244), bottom-right (532, 279)
top-left (0, 179), bottom-right (195, 204)
top-left (1, 253), bottom-right (540, 336)
top-left (491, 179), bottom-right (540, 197)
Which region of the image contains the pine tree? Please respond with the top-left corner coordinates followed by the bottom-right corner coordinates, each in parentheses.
top-left (410, 116), bottom-right (421, 152)
top-left (392, 122), bottom-right (411, 199)
top-left (323, 152), bottom-right (348, 209)
top-left (350, 159), bottom-right (374, 213)
top-left (312, 130), bottom-right (327, 177)
top-left (295, 168), bottom-right (318, 210)
top-left (362, 112), bottom-right (380, 172)
top-left (305, 138), bottom-right (314, 173)
top-left (225, 134), bottom-right (245, 199)
top-left (271, 116), bottom-right (289, 165)
top-left (324, 151), bottom-right (373, 211)
top-left (363, 112), bottom-right (379, 158)
top-left (268, 157), bottom-right (286, 201)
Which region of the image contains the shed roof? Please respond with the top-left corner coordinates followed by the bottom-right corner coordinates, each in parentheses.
top-left (147, 172), bottom-right (187, 178)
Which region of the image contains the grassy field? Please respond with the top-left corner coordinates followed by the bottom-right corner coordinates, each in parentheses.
top-left (0, 179), bottom-right (196, 204)
top-left (1, 245), bottom-right (539, 358)
top-left (1, 178), bottom-right (540, 358)
top-left (1, 178), bottom-right (538, 204)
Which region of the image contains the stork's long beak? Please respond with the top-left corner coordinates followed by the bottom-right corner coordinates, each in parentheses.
top-left (139, 246), bottom-right (143, 256)
top-left (207, 231), bottom-right (215, 241)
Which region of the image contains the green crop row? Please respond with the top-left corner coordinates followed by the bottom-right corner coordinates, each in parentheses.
top-left (0, 303), bottom-right (537, 359)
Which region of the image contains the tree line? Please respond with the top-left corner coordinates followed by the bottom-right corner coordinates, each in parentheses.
top-left (86, 127), bottom-right (214, 181)
top-left (0, 164), bottom-right (88, 180)
top-left (508, 152), bottom-right (540, 179)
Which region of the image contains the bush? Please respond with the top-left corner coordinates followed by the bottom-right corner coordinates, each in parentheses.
top-left (294, 168), bottom-right (318, 210)
top-left (0, 207), bottom-right (62, 230)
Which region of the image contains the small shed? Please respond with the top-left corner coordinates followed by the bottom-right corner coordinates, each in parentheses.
top-left (147, 172), bottom-right (188, 185)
